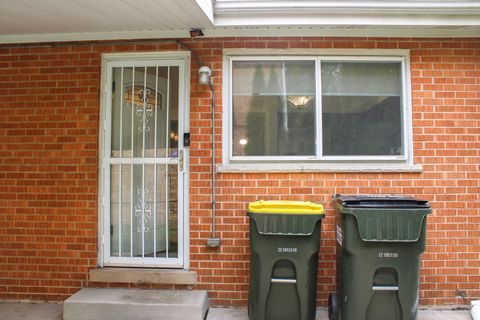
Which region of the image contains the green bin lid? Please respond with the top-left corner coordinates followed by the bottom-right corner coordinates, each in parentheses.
top-left (334, 194), bottom-right (431, 242)
top-left (334, 194), bottom-right (430, 209)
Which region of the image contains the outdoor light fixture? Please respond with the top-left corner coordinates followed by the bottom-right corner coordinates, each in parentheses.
top-left (198, 66), bottom-right (212, 86)
top-left (189, 28), bottom-right (204, 37)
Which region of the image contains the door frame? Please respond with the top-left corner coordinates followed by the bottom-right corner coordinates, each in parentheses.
top-left (97, 51), bottom-right (190, 269)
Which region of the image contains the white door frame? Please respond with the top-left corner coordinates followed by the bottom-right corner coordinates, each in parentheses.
top-left (98, 51), bottom-right (190, 269)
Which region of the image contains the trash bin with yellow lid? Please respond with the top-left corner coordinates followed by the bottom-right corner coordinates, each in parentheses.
top-left (247, 200), bottom-right (325, 320)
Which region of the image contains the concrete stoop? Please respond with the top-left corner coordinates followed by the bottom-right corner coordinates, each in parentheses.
top-left (63, 288), bottom-right (208, 320)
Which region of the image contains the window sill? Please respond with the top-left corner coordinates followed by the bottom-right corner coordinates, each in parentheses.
top-left (217, 163), bottom-right (422, 173)
top-left (89, 268), bottom-right (196, 286)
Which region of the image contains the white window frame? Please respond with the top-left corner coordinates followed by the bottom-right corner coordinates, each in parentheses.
top-left (98, 52), bottom-right (191, 269)
top-left (221, 49), bottom-right (418, 172)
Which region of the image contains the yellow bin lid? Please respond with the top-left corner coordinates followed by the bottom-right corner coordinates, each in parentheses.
top-left (248, 200), bottom-right (324, 214)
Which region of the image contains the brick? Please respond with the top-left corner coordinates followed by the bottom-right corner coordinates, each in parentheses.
top-left (0, 37), bottom-right (479, 308)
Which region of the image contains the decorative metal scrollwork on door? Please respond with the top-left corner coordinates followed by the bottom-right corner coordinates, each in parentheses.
top-left (134, 187), bottom-right (152, 233)
top-left (125, 86), bottom-right (161, 134)
top-left (135, 88), bottom-right (154, 133)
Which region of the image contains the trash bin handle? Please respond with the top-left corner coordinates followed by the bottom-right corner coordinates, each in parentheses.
top-left (372, 286), bottom-right (399, 291)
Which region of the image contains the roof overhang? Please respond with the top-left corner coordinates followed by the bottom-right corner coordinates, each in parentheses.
top-left (212, 0), bottom-right (480, 37)
top-left (0, 0), bottom-right (215, 44)
top-left (0, 0), bottom-right (479, 44)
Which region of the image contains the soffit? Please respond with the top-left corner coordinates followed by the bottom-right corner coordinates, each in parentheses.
top-left (0, 0), bottom-right (213, 41)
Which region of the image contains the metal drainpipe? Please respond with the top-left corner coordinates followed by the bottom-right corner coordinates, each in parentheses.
top-left (200, 67), bottom-right (220, 248)
top-left (207, 81), bottom-right (220, 247)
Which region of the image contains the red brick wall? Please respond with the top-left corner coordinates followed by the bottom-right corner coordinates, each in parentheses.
top-left (0, 38), bottom-right (479, 306)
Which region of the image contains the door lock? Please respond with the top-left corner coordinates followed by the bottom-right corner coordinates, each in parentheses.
top-left (183, 133), bottom-right (190, 147)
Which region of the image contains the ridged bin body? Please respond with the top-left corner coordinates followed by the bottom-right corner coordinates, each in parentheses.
top-left (247, 201), bottom-right (324, 320)
top-left (332, 195), bottom-right (431, 320)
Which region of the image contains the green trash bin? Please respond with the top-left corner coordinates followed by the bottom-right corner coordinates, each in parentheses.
top-left (247, 200), bottom-right (325, 320)
top-left (328, 195), bottom-right (431, 320)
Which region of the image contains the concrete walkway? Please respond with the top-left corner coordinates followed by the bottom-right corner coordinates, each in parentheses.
top-left (0, 302), bottom-right (472, 320)
top-left (0, 303), bottom-right (63, 320)
top-left (208, 308), bottom-right (472, 320)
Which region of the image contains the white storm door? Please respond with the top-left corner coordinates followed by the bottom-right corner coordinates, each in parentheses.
top-left (102, 58), bottom-right (187, 268)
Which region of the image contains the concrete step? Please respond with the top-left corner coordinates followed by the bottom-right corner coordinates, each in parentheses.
top-left (63, 288), bottom-right (208, 320)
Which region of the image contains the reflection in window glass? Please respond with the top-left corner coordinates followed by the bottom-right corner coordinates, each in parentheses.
top-left (232, 61), bottom-right (316, 157)
top-left (110, 66), bottom-right (179, 159)
top-left (322, 62), bottom-right (403, 156)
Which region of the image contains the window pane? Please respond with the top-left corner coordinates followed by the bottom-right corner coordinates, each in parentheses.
top-left (111, 68), bottom-right (122, 158)
top-left (120, 164), bottom-right (132, 257)
top-left (132, 164), bottom-right (143, 257)
top-left (168, 164), bottom-right (178, 258)
top-left (121, 68), bottom-right (133, 158)
top-left (111, 66), bottom-right (176, 159)
top-left (156, 67), bottom-right (169, 158)
top-left (232, 61), bottom-right (316, 157)
top-left (321, 62), bottom-right (403, 156)
top-left (155, 165), bottom-right (167, 257)
top-left (143, 67), bottom-right (157, 158)
top-left (133, 68), bottom-right (145, 158)
top-left (110, 164), bottom-right (120, 257)
top-left (143, 164), bottom-right (155, 257)
top-left (168, 67), bottom-right (179, 158)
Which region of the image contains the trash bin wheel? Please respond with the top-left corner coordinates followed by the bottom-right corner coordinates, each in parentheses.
top-left (328, 293), bottom-right (338, 320)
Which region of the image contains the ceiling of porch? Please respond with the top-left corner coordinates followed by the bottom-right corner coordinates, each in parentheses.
top-left (0, 0), bottom-right (214, 43)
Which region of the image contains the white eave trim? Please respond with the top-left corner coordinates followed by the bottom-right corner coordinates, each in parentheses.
top-left (214, 0), bottom-right (480, 28)
top-left (194, 0), bottom-right (215, 23)
top-left (215, 0), bottom-right (480, 13)
top-left (214, 14), bottom-right (480, 27)
top-left (1, 25), bottom-right (480, 44)
top-left (0, 29), bottom-right (194, 45)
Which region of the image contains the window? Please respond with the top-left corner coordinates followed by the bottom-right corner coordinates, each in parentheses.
top-left (225, 53), bottom-right (412, 167)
